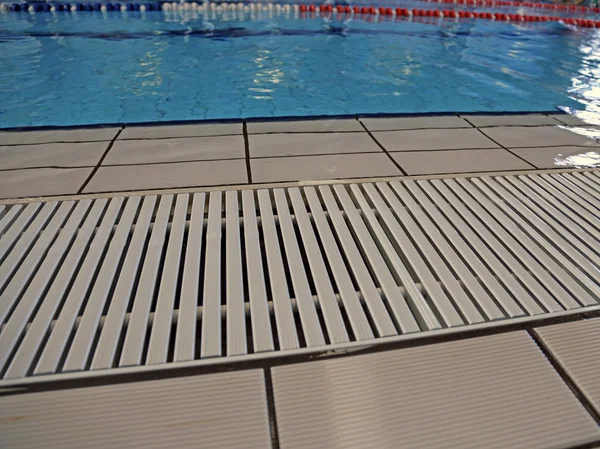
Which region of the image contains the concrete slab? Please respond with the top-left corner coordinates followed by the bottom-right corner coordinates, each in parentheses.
top-left (511, 146), bottom-right (600, 169)
top-left (374, 128), bottom-right (498, 151)
top-left (482, 126), bottom-right (600, 148)
top-left (0, 370), bottom-right (271, 449)
top-left (104, 136), bottom-right (245, 165)
top-left (361, 115), bottom-right (471, 131)
top-left (0, 142), bottom-right (107, 169)
top-left (249, 132), bottom-right (381, 158)
top-left (0, 128), bottom-right (119, 145)
top-left (84, 159), bottom-right (247, 192)
top-left (536, 319), bottom-right (600, 416)
top-left (120, 122), bottom-right (242, 139)
top-left (247, 119), bottom-right (363, 133)
top-left (391, 148), bottom-right (533, 175)
top-left (272, 332), bottom-right (600, 449)
top-left (462, 114), bottom-right (557, 127)
top-left (251, 153), bottom-right (401, 183)
top-left (0, 167), bottom-right (92, 199)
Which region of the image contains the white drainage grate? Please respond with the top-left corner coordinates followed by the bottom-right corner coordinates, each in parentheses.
top-left (0, 171), bottom-right (599, 384)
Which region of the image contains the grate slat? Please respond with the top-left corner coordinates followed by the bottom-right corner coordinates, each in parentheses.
top-left (453, 178), bottom-right (595, 308)
top-left (537, 175), bottom-right (600, 230)
top-left (319, 185), bottom-right (397, 337)
top-left (433, 179), bottom-right (576, 311)
top-left (34, 197), bottom-right (131, 375)
top-left (468, 178), bottom-right (600, 301)
top-left (272, 189), bottom-right (326, 347)
top-left (225, 191), bottom-right (247, 356)
top-left (147, 194), bottom-right (188, 365)
top-left (483, 177), bottom-right (600, 289)
top-left (287, 188), bottom-right (349, 344)
top-left (200, 191), bottom-right (223, 358)
top-left (68, 195), bottom-right (150, 372)
top-left (349, 184), bottom-right (440, 331)
top-left (242, 190), bottom-right (274, 352)
top-left (416, 180), bottom-right (555, 315)
top-left (304, 187), bottom-right (374, 341)
top-left (255, 189), bottom-right (294, 350)
top-left (173, 192), bottom-right (206, 362)
top-left (502, 177), bottom-right (600, 270)
top-left (0, 171), bottom-right (599, 384)
top-left (0, 201), bottom-right (74, 325)
top-left (3, 199), bottom-right (108, 379)
top-left (0, 202), bottom-right (56, 296)
top-left (0, 200), bottom-right (92, 374)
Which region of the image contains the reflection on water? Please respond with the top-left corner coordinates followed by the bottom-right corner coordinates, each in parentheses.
top-left (555, 151), bottom-right (600, 168)
top-left (1, 12), bottom-right (600, 127)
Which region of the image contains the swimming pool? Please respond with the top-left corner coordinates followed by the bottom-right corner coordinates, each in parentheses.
top-left (0, 2), bottom-right (598, 128)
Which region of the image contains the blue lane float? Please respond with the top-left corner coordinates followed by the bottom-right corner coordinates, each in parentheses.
top-left (0, 2), bottom-right (163, 12)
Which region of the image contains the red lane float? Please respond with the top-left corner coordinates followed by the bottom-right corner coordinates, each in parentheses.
top-left (421, 0), bottom-right (600, 15)
top-left (296, 3), bottom-right (600, 28)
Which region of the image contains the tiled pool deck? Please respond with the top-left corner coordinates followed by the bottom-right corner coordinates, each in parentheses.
top-left (0, 112), bottom-right (598, 200)
top-left (2, 114), bottom-right (600, 448)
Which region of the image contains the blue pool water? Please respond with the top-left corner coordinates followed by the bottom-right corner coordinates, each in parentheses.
top-left (0, 4), bottom-right (599, 128)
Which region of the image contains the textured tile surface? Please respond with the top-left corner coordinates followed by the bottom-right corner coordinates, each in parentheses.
top-left (511, 146), bottom-right (600, 169)
top-left (361, 116), bottom-right (470, 131)
top-left (482, 126), bottom-right (600, 148)
top-left (104, 136), bottom-right (244, 165)
top-left (0, 128), bottom-right (119, 145)
top-left (251, 153), bottom-right (401, 183)
top-left (462, 114), bottom-right (557, 127)
top-left (249, 132), bottom-right (380, 157)
top-left (550, 114), bottom-right (590, 127)
top-left (374, 128), bottom-right (498, 151)
top-left (0, 167), bottom-right (92, 199)
top-left (84, 159), bottom-right (247, 192)
top-left (120, 122), bottom-right (242, 139)
top-left (248, 119), bottom-right (363, 133)
top-left (272, 332), bottom-right (600, 449)
top-left (536, 319), bottom-right (600, 415)
top-left (0, 370), bottom-right (271, 449)
top-left (391, 148), bottom-right (533, 174)
top-left (0, 142), bottom-right (107, 169)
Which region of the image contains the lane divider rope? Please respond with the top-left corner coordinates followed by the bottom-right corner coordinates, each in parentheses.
top-left (415, 0), bottom-right (600, 15)
top-left (1, 2), bottom-right (599, 28)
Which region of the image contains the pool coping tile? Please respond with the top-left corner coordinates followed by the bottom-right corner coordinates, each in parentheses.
top-left (103, 135), bottom-right (245, 165)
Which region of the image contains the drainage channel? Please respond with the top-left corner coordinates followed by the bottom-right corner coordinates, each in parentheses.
top-left (0, 171), bottom-right (599, 386)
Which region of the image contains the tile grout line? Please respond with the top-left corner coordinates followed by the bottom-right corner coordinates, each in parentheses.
top-left (472, 124), bottom-right (538, 170)
top-left (264, 368), bottom-right (281, 449)
top-left (243, 120), bottom-right (253, 183)
top-left (358, 119), bottom-right (408, 176)
top-left (1, 166), bottom-right (585, 202)
top-left (77, 127), bottom-right (124, 194)
top-left (528, 329), bottom-right (600, 428)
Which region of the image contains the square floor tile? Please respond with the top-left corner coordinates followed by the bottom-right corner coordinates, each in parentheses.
top-left (83, 160), bottom-right (247, 193)
top-left (247, 119), bottom-right (363, 134)
top-left (272, 332), bottom-right (600, 449)
top-left (251, 153), bottom-right (402, 183)
top-left (120, 123), bottom-right (242, 139)
top-left (511, 146), bottom-right (600, 169)
top-left (103, 136), bottom-right (245, 165)
top-left (482, 126), bottom-right (600, 148)
top-left (0, 128), bottom-right (119, 145)
top-left (391, 149), bottom-right (533, 175)
top-left (549, 114), bottom-right (590, 126)
top-left (462, 114), bottom-right (557, 127)
top-left (0, 167), bottom-right (93, 199)
top-left (0, 142), bottom-right (107, 169)
top-left (374, 128), bottom-right (498, 152)
top-left (361, 115), bottom-right (470, 131)
top-left (249, 132), bottom-right (381, 158)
